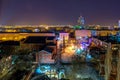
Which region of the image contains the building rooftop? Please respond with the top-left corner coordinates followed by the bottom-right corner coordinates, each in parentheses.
top-left (46, 42), bottom-right (56, 46)
top-left (23, 36), bottom-right (46, 44)
top-left (0, 40), bottom-right (20, 46)
top-left (46, 36), bottom-right (55, 40)
top-left (93, 36), bottom-right (120, 44)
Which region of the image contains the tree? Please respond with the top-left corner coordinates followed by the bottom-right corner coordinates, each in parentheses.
top-left (14, 55), bottom-right (32, 71)
top-left (66, 54), bottom-right (99, 80)
top-left (0, 45), bottom-right (16, 57)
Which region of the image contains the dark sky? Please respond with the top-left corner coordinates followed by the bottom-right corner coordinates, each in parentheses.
top-left (0, 0), bottom-right (120, 25)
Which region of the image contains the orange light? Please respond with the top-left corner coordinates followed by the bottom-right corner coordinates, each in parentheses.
top-left (2, 37), bottom-right (7, 40)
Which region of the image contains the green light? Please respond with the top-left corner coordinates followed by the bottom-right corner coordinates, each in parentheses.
top-left (74, 25), bottom-right (82, 29)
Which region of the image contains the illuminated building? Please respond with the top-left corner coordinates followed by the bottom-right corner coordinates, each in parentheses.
top-left (118, 20), bottom-right (120, 28)
top-left (59, 32), bottom-right (69, 45)
top-left (0, 32), bottom-right (55, 41)
top-left (77, 16), bottom-right (85, 25)
top-left (74, 16), bottom-right (85, 29)
top-left (75, 30), bottom-right (91, 38)
top-left (36, 49), bottom-right (55, 64)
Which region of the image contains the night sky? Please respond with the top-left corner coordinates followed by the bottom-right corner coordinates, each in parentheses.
top-left (0, 0), bottom-right (120, 25)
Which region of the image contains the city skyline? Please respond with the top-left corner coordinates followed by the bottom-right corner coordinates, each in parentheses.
top-left (0, 0), bottom-right (120, 26)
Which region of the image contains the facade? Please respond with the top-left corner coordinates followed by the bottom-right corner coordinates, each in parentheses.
top-left (0, 32), bottom-right (55, 41)
top-left (58, 32), bottom-right (69, 48)
top-left (36, 50), bottom-right (55, 64)
top-left (59, 33), bottom-right (69, 41)
top-left (75, 30), bottom-right (91, 38)
top-left (118, 20), bottom-right (120, 28)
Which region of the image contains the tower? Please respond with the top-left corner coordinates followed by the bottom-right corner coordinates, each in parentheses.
top-left (77, 16), bottom-right (85, 26)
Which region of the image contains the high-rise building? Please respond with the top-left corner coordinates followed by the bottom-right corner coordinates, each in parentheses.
top-left (77, 16), bottom-right (85, 26)
top-left (118, 20), bottom-right (120, 28)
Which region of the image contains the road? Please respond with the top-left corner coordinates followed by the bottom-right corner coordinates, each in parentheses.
top-left (0, 66), bottom-right (15, 79)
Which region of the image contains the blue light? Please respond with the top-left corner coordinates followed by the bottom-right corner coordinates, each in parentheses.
top-left (56, 37), bottom-right (60, 40)
top-left (59, 70), bottom-right (65, 79)
top-left (76, 49), bottom-right (81, 54)
top-left (35, 65), bottom-right (51, 74)
top-left (35, 67), bottom-right (41, 74)
top-left (43, 65), bottom-right (50, 70)
top-left (76, 48), bottom-right (83, 55)
top-left (87, 54), bottom-right (92, 59)
top-left (58, 37), bottom-right (60, 40)
top-left (86, 54), bottom-right (92, 62)
top-left (77, 49), bottom-right (80, 52)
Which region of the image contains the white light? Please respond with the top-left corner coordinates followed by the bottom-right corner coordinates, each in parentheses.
top-left (76, 74), bottom-right (81, 78)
